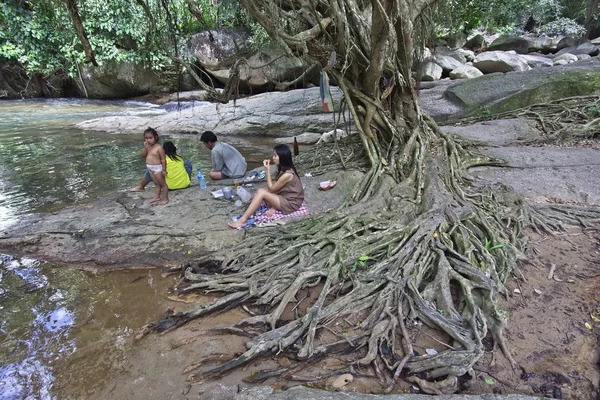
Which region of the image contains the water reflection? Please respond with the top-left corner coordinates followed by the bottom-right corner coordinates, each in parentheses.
top-left (0, 99), bottom-right (272, 231)
top-left (0, 255), bottom-right (75, 400)
top-left (0, 254), bottom-right (182, 399)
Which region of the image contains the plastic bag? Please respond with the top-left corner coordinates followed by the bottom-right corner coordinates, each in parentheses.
top-left (237, 187), bottom-right (252, 203)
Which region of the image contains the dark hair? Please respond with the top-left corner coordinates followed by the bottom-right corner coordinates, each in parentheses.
top-left (200, 131), bottom-right (218, 143)
top-left (274, 144), bottom-right (298, 177)
top-left (144, 127), bottom-right (159, 143)
top-left (163, 141), bottom-right (181, 162)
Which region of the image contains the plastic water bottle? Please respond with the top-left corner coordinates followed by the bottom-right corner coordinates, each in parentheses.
top-left (197, 168), bottom-right (207, 190)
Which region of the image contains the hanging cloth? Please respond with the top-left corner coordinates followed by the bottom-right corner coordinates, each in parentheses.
top-left (319, 70), bottom-right (334, 113)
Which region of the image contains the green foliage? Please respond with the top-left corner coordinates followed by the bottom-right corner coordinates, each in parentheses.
top-left (584, 104), bottom-right (600, 117)
top-left (342, 255), bottom-right (370, 276)
top-left (0, 0), bottom-right (258, 78)
top-left (247, 22), bottom-right (272, 50)
top-left (540, 17), bottom-right (587, 36)
top-left (435, 0), bottom-right (583, 36)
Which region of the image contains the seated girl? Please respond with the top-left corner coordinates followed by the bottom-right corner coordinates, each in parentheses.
top-left (130, 141), bottom-right (191, 192)
top-left (229, 144), bottom-right (304, 229)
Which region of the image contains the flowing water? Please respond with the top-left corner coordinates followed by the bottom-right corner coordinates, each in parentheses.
top-left (0, 99), bottom-right (273, 399)
top-left (0, 99), bottom-right (270, 231)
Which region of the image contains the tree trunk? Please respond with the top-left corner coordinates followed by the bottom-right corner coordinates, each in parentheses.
top-left (141, 0), bottom-right (579, 394)
top-left (585, 0), bottom-right (599, 39)
top-left (62, 0), bottom-right (98, 66)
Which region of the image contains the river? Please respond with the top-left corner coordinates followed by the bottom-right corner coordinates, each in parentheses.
top-left (0, 99), bottom-right (271, 399)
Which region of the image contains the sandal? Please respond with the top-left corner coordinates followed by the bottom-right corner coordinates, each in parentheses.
top-left (318, 180), bottom-right (337, 191)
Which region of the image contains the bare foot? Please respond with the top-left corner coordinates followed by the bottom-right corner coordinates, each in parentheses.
top-left (265, 208), bottom-right (277, 217)
top-left (159, 200), bottom-right (169, 205)
top-left (148, 197), bottom-right (160, 204)
top-left (228, 219), bottom-right (246, 229)
top-left (129, 186), bottom-right (145, 192)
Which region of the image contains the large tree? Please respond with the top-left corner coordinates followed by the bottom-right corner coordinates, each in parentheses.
top-left (60, 0), bottom-right (593, 394)
top-left (139, 0), bottom-right (533, 394)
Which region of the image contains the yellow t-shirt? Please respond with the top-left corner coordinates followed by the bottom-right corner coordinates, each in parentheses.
top-left (165, 157), bottom-right (190, 190)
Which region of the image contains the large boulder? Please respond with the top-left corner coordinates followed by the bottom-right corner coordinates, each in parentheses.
top-left (523, 35), bottom-right (561, 54)
top-left (449, 65), bottom-right (483, 80)
top-left (442, 58), bottom-right (600, 119)
top-left (521, 54), bottom-right (553, 68)
top-left (575, 42), bottom-right (600, 56)
top-left (464, 34), bottom-right (486, 52)
top-left (208, 46), bottom-right (319, 90)
top-left (421, 61), bottom-right (443, 81)
top-left (556, 36), bottom-right (579, 51)
top-left (189, 27), bottom-right (252, 69)
top-left (553, 53), bottom-right (578, 65)
top-left (473, 51), bottom-right (531, 73)
top-left (433, 54), bottom-right (464, 73)
top-left (77, 86), bottom-right (347, 137)
top-left (489, 35), bottom-right (530, 54)
top-left (189, 28), bottom-right (319, 92)
top-left (81, 61), bottom-right (177, 99)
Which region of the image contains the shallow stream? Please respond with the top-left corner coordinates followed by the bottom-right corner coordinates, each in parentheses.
top-left (0, 99), bottom-right (274, 398)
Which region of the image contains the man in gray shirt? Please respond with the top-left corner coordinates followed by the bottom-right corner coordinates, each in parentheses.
top-left (200, 131), bottom-right (247, 180)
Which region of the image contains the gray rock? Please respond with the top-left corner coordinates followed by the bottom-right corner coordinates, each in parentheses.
top-left (553, 53), bottom-right (578, 64)
top-left (233, 386), bottom-right (543, 400)
top-left (421, 61), bottom-right (443, 81)
top-left (449, 65), bottom-right (483, 80)
top-left (575, 41), bottom-right (600, 56)
top-left (77, 87), bottom-right (348, 137)
top-left (471, 147), bottom-right (600, 205)
top-left (275, 132), bottom-right (323, 145)
top-left (557, 36), bottom-right (579, 50)
top-left (576, 54), bottom-right (592, 60)
top-left (464, 34), bottom-right (486, 51)
top-left (553, 59), bottom-right (569, 66)
top-left (189, 28), bottom-right (252, 70)
top-left (431, 58), bottom-right (600, 120)
top-left (523, 35), bottom-right (560, 54)
top-left (489, 35), bottom-right (530, 54)
top-left (81, 61), bottom-right (180, 99)
top-left (473, 51), bottom-right (531, 73)
top-left (521, 54), bottom-right (553, 68)
top-left (189, 28), bottom-right (319, 92)
top-left (592, 36), bottom-right (600, 45)
top-left (433, 55), bottom-right (464, 73)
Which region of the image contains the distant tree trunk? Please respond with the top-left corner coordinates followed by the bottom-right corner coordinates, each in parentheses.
top-left (585, 0), bottom-right (599, 39)
top-left (62, 0), bottom-right (98, 66)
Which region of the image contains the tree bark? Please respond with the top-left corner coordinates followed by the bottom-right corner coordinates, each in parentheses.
top-left (62, 0), bottom-right (98, 66)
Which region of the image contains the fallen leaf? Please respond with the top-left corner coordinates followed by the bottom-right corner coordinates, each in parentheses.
top-left (425, 348), bottom-right (438, 355)
top-left (180, 244), bottom-right (185, 247)
top-left (77, 229), bottom-right (85, 232)
top-left (331, 373), bottom-right (353, 388)
top-left (432, 232), bottom-right (438, 238)
top-left (585, 322), bottom-right (592, 330)
top-left (483, 377), bottom-right (494, 385)
top-left (513, 288), bottom-right (521, 294)
top-left (187, 250), bottom-right (192, 254)
top-left (553, 276), bottom-right (563, 282)
top-left (533, 289), bottom-right (542, 295)
top-left (592, 314), bottom-right (600, 323)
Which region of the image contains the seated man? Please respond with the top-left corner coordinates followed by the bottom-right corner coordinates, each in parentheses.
top-left (200, 131), bottom-right (247, 180)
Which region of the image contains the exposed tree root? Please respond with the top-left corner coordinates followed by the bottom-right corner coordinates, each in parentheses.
top-left (136, 116), bottom-right (596, 393)
top-left (454, 95), bottom-right (600, 143)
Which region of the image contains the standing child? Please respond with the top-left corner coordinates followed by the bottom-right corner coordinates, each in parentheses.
top-left (141, 127), bottom-right (168, 205)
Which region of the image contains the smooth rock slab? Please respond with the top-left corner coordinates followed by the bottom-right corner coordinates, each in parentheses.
top-left (233, 386), bottom-right (541, 400)
top-left (470, 147), bottom-right (600, 205)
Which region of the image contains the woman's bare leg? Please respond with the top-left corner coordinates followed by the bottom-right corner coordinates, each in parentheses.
top-left (229, 188), bottom-right (280, 228)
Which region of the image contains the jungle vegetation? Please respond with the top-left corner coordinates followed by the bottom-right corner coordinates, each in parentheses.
top-left (2, 0), bottom-right (599, 394)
